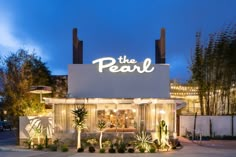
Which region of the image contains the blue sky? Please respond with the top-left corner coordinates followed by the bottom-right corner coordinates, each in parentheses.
top-left (0, 0), bottom-right (236, 82)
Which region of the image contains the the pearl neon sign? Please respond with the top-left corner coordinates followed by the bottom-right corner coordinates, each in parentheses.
top-left (92, 55), bottom-right (155, 73)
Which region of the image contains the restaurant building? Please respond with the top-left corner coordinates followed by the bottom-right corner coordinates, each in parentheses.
top-left (44, 28), bottom-right (185, 139)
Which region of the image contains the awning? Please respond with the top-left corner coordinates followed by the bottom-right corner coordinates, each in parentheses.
top-left (174, 100), bottom-right (187, 110)
top-left (44, 97), bottom-right (187, 110)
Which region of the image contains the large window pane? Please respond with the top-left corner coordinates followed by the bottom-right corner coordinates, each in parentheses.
top-left (96, 105), bottom-right (137, 132)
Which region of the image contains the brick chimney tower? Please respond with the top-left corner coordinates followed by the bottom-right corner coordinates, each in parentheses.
top-left (73, 28), bottom-right (83, 64)
top-left (155, 28), bottom-right (166, 64)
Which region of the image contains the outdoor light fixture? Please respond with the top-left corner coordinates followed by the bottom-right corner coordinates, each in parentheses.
top-left (159, 110), bottom-right (166, 114)
top-left (29, 86), bottom-right (52, 103)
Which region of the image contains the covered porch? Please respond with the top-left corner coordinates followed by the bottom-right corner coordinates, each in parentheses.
top-left (44, 98), bottom-right (185, 138)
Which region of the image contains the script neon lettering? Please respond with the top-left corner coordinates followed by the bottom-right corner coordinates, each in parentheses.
top-left (92, 55), bottom-right (155, 73)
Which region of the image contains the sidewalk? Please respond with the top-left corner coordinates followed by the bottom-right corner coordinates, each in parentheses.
top-left (1, 137), bottom-right (236, 157)
top-left (179, 136), bottom-right (236, 149)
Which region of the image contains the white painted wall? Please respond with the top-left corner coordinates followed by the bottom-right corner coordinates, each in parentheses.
top-left (19, 116), bottom-right (53, 139)
top-left (180, 116), bottom-right (235, 137)
top-left (68, 64), bottom-right (170, 98)
top-left (212, 116), bottom-right (231, 136)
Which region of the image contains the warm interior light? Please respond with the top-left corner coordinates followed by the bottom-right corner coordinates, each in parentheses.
top-left (159, 110), bottom-right (165, 114)
top-left (61, 110), bottom-right (66, 114)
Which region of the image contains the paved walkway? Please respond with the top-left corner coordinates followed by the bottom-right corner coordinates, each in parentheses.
top-left (1, 137), bottom-right (236, 157)
top-left (179, 136), bottom-right (236, 149)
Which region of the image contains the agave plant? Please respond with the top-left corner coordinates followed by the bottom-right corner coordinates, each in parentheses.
top-left (135, 131), bottom-right (153, 152)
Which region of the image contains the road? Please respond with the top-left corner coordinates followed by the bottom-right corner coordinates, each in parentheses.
top-left (0, 129), bottom-right (17, 146)
top-left (1, 145), bottom-right (236, 157)
top-left (1, 132), bottom-right (236, 157)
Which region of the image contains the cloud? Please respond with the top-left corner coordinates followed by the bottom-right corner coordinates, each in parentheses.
top-left (0, 10), bottom-right (50, 61)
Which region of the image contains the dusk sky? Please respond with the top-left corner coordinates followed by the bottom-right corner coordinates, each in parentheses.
top-left (1, 0), bottom-right (236, 82)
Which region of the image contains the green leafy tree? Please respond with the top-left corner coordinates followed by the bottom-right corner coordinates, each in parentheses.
top-left (0, 49), bottom-right (52, 144)
top-left (190, 24), bottom-right (236, 115)
top-left (191, 32), bottom-right (205, 115)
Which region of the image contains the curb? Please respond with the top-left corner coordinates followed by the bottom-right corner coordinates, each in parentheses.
top-left (0, 146), bottom-right (33, 152)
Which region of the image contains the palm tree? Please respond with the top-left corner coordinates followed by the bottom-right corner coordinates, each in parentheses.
top-left (72, 104), bottom-right (88, 149)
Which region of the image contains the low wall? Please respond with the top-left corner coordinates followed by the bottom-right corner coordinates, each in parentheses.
top-left (180, 115), bottom-right (236, 137)
top-left (19, 116), bottom-right (53, 146)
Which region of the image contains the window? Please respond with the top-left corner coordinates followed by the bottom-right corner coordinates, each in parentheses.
top-left (96, 104), bottom-right (137, 131)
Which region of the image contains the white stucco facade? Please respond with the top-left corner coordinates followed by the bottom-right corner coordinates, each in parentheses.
top-left (68, 64), bottom-right (170, 98)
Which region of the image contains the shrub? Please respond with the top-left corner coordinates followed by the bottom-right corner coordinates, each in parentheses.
top-left (153, 139), bottom-right (161, 150)
top-left (36, 144), bottom-right (44, 150)
top-left (118, 148), bottom-right (125, 153)
top-left (117, 142), bottom-right (126, 153)
top-left (128, 148), bottom-right (135, 153)
top-left (135, 131), bottom-right (152, 152)
top-left (49, 144), bottom-right (57, 151)
top-left (149, 147), bottom-right (156, 153)
top-left (108, 144), bottom-right (116, 153)
top-left (88, 146), bottom-right (95, 153)
top-left (77, 147), bottom-right (84, 152)
top-left (139, 148), bottom-right (145, 153)
top-left (81, 139), bottom-right (89, 149)
top-left (109, 148), bottom-right (116, 153)
top-left (23, 138), bottom-right (32, 149)
top-left (87, 138), bottom-right (98, 146)
top-left (53, 138), bottom-right (60, 146)
top-left (169, 138), bottom-right (181, 149)
top-left (99, 148), bottom-right (106, 153)
top-left (102, 140), bottom-right (111, 148)
top-left (61, 144), bottom-right (69, 152)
